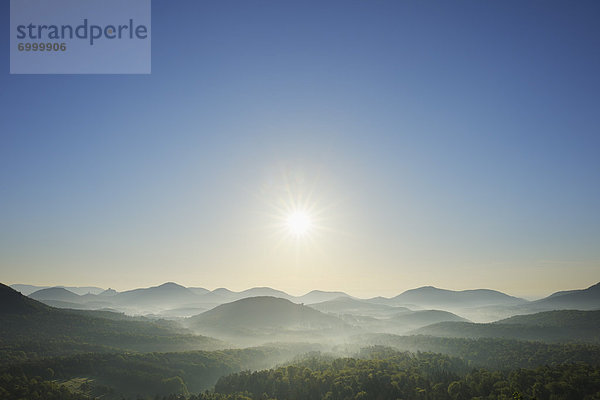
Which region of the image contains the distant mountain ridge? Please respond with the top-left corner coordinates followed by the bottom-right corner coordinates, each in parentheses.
top-left (15, 283), bottom-right (359, 316)
top-left (12, 281), bottom-right (600, 319)
top-left (297, 290), bottom-right (353, 304)
top-left (11, 284), bottom-right (105, 296)
top-left (6, 280), bottom-right (600, 348)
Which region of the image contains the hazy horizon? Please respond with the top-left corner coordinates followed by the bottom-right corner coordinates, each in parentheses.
top-left (7, 278), bottom-right (598, 300)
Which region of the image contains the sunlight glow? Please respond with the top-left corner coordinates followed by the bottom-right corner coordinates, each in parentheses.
top-left (260, 168), bottom-right (341, 251)
top-left (286, 210), bottom-right (312, 237)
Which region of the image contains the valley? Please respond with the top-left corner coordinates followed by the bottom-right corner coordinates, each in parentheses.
top-left (1, 281), bottom-right (599, 399)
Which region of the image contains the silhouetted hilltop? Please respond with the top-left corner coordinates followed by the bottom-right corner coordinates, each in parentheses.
top-left (238, 287), bottom-right (293, 300)
top-left (0, 283), bottom-right (51, 314)
top-left (189, 296), bottom-right (349, 341)
top-left (391, 286), bottom-right (527, 308)
top-left (296, 290), bottom-right (351, 304)
top-left (10, 284), bottom-right (105, 296)
top-left (496, 309), bottom-right (600, 329)
top-left (30, 287), bottom-right (82, 302)
top-left (208, 287), bottom-right (294, 301)
top-left (413, 309), bottom-right (600, 343)
top-left (532, 282), bottom-right (600, 310)
top-left (114, 282), bottom-right (199, 307)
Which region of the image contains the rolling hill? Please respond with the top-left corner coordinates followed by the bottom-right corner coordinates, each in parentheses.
top-left (412, 309), bottom-right (600, 343)
top-left (308, 296), bottom-right (410, 317)
top-left (13, 281), bottom-right (600, 323)
top-left (22, 284), bottom-right (349, 316)
top-left (0, 283), bottom-right (222, 356)
top-left (390, 286), bottom-right (527, 308)
top-left (336, 308), bottom-right (468, 334)
top-left (296, 290), bottom-right (352, 304)
top-left (209, 287), bottom-right (294, 302)
top-left (188, 296), bottom-right (350, 342)
top-left (530, 282), bottom-right (600, 310)
top-left (495, 309), bottom-right (600, 329)
top-left (113, 282), bottom-right (200, 307)
top-left (237, 287), bottom-right (294, 300)
top-left (11, 284), bottom-right (105, 296)
top-left (29, 287), bottom-right (83, 303)
top-left (0, 283), bottom-right (52, 314)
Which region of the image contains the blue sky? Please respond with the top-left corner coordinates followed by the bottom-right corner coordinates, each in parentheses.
top-left (1, 0), bottom-right (599, 297)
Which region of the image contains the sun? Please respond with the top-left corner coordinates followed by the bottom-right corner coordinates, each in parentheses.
top-left (286, 210), bottom-right (312, 237)
top-left (261, 169), bottom-right (334, 246)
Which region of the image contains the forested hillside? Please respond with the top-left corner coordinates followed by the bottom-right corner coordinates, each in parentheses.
top-left (0, 284), bottom-right (223, 361)
top-left (0, 346), bottom-right (316, 399)
top-left (193, 350), bottom-right (600, 400)
top-left (412, 309), bottom-right (600, 344)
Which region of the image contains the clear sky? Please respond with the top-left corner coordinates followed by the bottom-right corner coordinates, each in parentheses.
top-left (1, 0), bottom-right (599, 298)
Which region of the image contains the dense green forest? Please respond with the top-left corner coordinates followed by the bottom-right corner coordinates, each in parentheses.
top-left (196, 351), bottom-right (600, 400)
top-left (2, 344), bottom-right (600, 400)
top-left (0, 374), bottom-right (89, 400)
top-left (0, 344), bottom-right (322, 399)
top-left (358, 334), bottom-right (600, 370)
